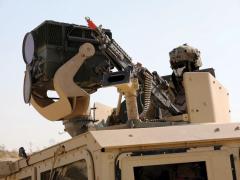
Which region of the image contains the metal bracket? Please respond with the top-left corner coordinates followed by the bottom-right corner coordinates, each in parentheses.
top-left (31, 43), bottom-right (95, 121)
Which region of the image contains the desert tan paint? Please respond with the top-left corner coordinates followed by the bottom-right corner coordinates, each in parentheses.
top-left (1, 123), bottom-right (240, 179)
top-left (115, 78), bottom-right (140, 120)
top-left (184, 72), bottom-right (230, 123)
top-left (1, 44), bottom-right (238, 179)
top-left (30, 43), bottom-right (95, 121)
top-left (120, 148), bottom-right (235, 180)
top-left (94, 102), bottom-right (113, 122)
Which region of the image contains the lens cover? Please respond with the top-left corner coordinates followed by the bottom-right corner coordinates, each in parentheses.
top-left (23, 69), bottom-right (32, 103)
top-left (22, 33), bottom-right (35, 64)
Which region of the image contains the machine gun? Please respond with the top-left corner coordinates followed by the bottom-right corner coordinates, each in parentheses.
top-left (85, 17), bottom-right (181, 120)
top-left (22, 18), bottom-right (182, 136)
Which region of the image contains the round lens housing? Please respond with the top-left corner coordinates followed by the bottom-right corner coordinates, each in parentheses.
top-left (22, 32), bottom-right (35, 64)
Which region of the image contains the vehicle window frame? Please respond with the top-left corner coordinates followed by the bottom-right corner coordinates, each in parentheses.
top-left (17, 166), bottom-right (35, 180)
top-left (36, 149), bottom-right (94, 180)
top-left (119, 148), bottom-right (234, 180)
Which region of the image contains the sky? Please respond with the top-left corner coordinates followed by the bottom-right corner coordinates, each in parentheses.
top-left (0, 0), bottom-right (239, 151)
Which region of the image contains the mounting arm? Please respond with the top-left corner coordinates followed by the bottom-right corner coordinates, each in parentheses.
top-left (31, 43), bottom-right (95, 121)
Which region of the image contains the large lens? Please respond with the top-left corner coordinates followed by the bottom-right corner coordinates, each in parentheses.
top-left (23, 69), bottom-right (32, 103)
top-left (22, 33), bottom-right (35, 64)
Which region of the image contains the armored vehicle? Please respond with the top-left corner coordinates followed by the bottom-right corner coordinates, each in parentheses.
top-left (0, 18), bottom-right (240, 180)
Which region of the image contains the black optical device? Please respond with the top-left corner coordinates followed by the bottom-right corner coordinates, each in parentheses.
top-left (22, 20), bottom-right (112, 102)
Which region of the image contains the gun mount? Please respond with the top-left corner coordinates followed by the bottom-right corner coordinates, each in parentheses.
top-left (1, 17), bottom-right (238, 180)
top-left (22, 18), bottom-right (230, 137)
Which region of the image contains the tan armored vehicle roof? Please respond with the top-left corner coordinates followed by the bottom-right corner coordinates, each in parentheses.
top-left (10, 122), bottom-right (240, 166)
top-left (91, 122), bottom-right (240, 150)
top-left (1, 122), bottom-right (240, 179)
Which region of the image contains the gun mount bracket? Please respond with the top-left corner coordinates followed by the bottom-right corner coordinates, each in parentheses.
top-left (31, 43), bottom-right (95, 121)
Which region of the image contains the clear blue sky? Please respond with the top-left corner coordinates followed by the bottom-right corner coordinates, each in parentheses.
top-left (0, 0), bottom-right (239, 151)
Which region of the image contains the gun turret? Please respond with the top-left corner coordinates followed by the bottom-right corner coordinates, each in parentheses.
top-left (22, 18), bottom-right (182, 136)
top-left (85, 17), bottom-right (181, 117)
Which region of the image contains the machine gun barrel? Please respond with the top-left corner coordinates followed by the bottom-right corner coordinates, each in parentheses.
top-left (85, 17), bottom-right (181, 116)
top-left (85, 17), bottom-right (133, 71)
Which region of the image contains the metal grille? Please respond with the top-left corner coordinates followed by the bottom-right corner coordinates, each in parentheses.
top-left (47, 23), bottom-right (62, 46)
top-left (35, 24), bottom-right (46, 48)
